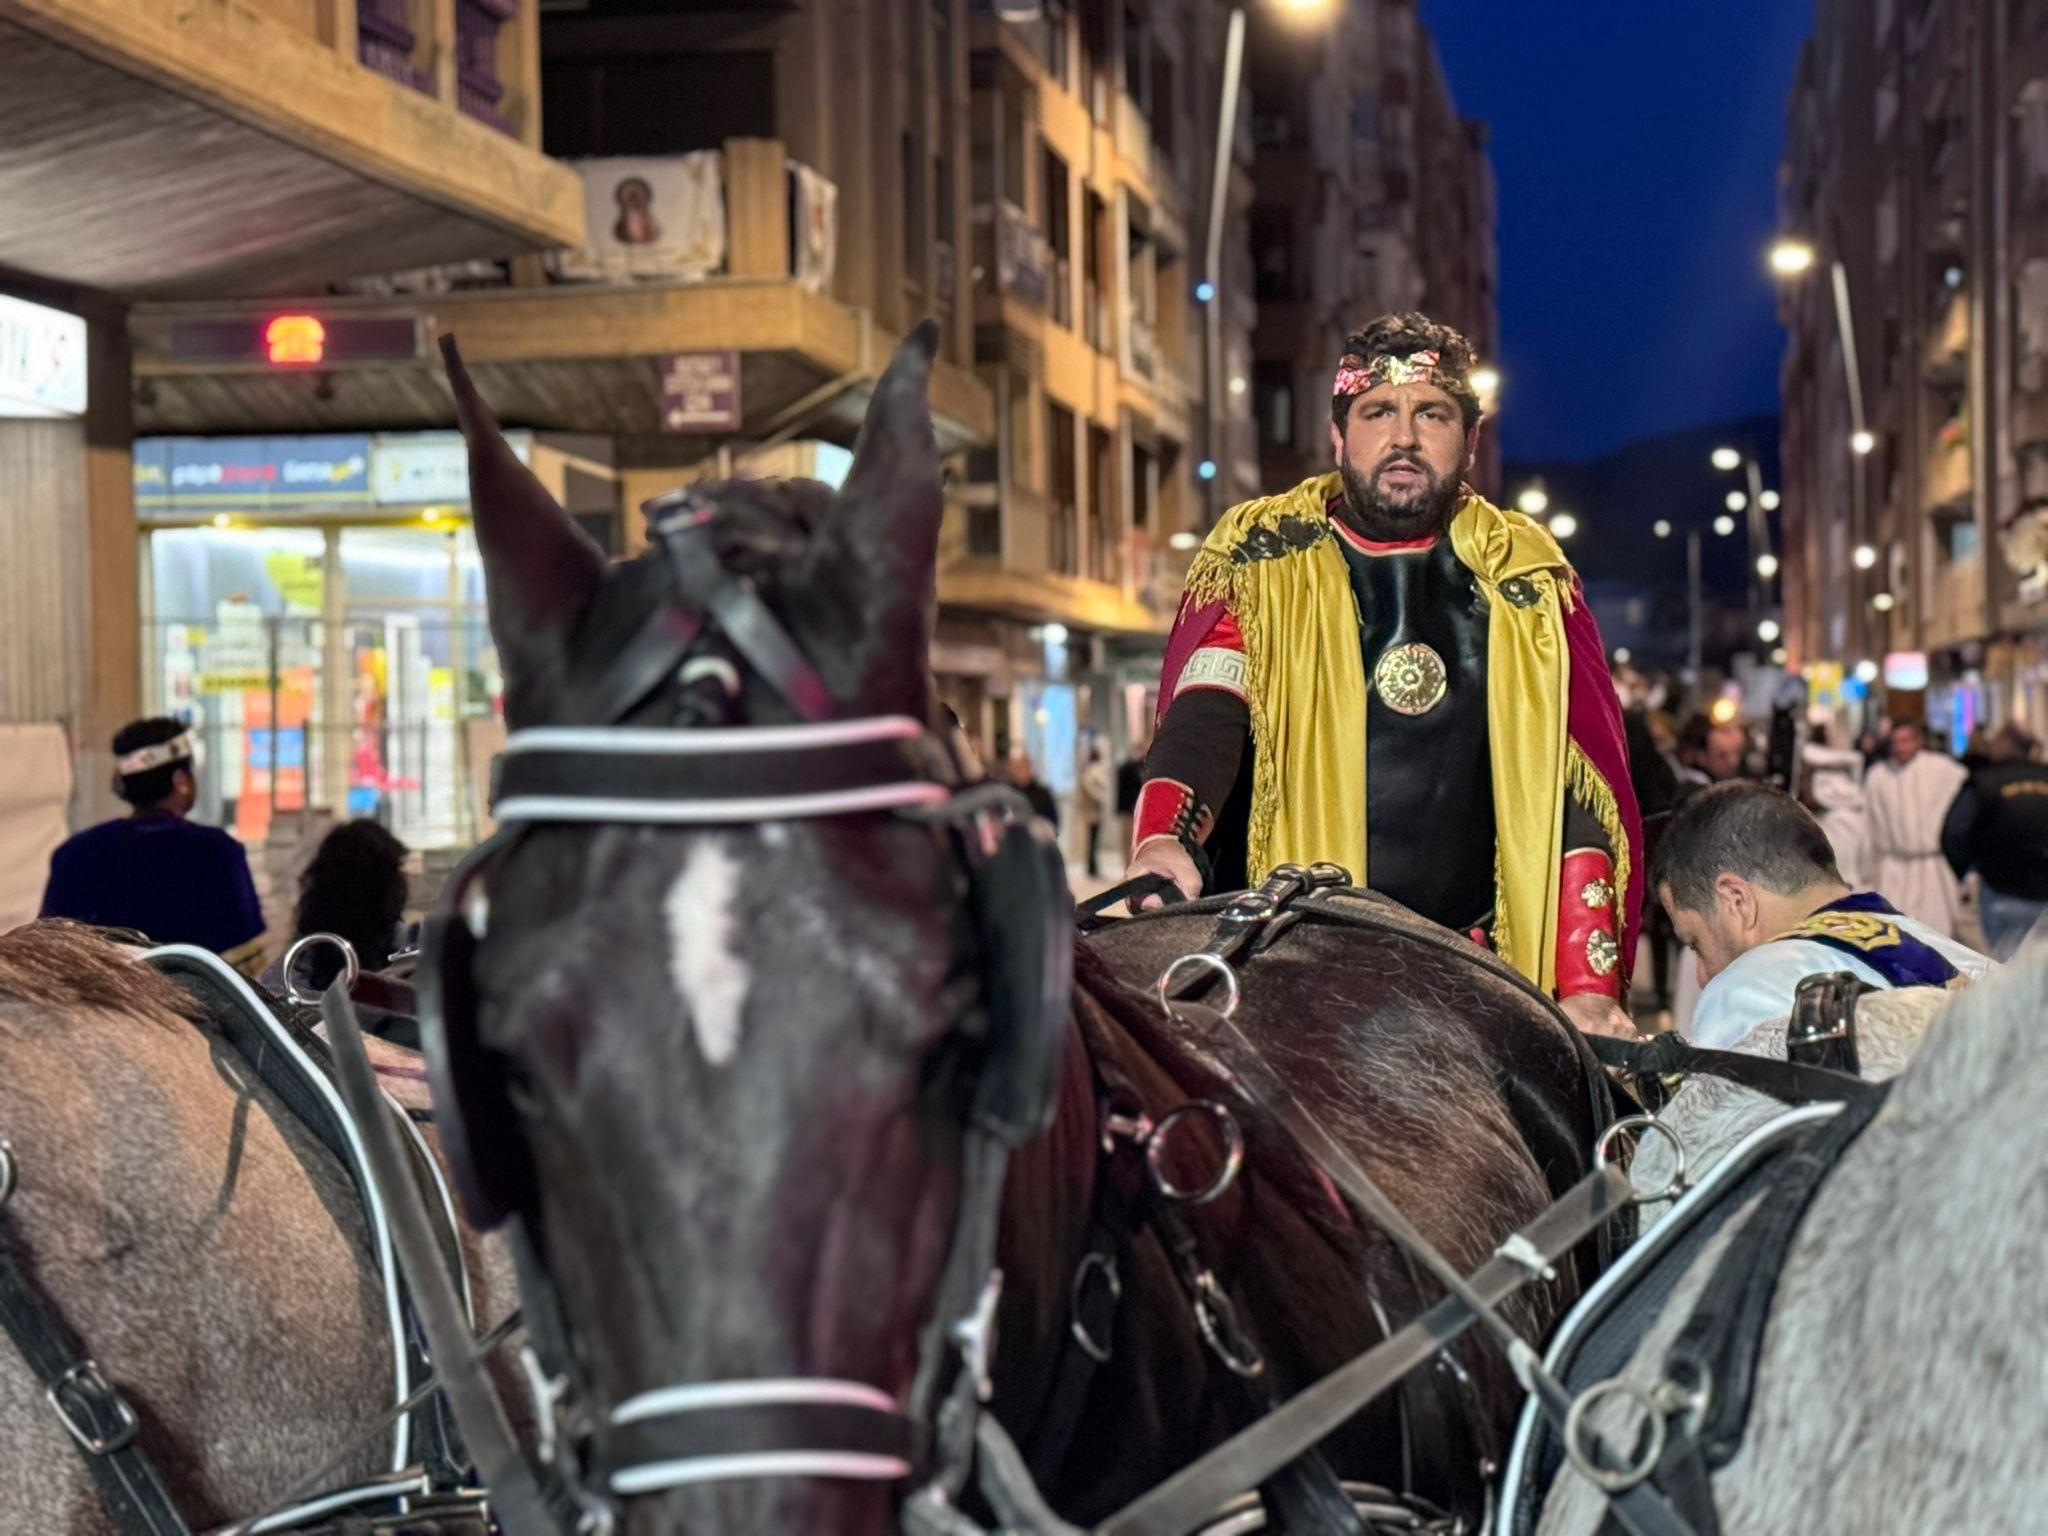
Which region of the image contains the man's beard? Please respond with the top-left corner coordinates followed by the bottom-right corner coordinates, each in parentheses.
top-left (1337, 450), bottom-right (1462, 541)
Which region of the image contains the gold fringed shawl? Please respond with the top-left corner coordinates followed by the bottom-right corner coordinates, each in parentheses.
top-left (1182, 474), bottom-right (1576, 992)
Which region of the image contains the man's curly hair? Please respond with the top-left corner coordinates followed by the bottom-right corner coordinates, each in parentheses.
top-left (1330, 312), bottom-right (1484, 431)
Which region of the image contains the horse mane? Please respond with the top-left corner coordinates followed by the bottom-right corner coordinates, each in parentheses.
top-left (1889, 945), bottom-right (2048, 1120)
top-left (1074, 944), bottom-right (1405, 1273)
top-left (0, 921), bottom-right (200, 1032)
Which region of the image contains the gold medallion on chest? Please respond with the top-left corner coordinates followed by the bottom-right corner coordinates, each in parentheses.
top-left (1372, 641), bottom-right (1449, 716)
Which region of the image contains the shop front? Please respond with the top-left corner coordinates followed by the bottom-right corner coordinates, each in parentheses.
top-left (137, 431), bottom-right (621, 852)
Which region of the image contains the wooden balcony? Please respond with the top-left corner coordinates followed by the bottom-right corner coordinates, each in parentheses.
top-left (130, 143), bottom-right (991, 456)
top-left (0, 0), bottom-right (582, 298)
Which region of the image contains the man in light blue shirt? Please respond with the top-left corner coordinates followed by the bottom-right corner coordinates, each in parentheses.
top-left (1654, 781), bottom-right (1994, 1049)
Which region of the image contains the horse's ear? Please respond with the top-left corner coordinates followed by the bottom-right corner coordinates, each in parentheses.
top-left (810, 322), bottom-right (943, 671)
top-left (440, 335), bottom-right (606, 721)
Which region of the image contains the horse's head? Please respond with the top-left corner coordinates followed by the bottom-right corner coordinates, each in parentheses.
top-left (425, 323), bottom-right (1068, 1533)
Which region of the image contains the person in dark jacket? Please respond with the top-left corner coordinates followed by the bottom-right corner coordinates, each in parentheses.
top-left (1942, 723), bottom-right (2048, 959)
top-left (41, 717), bottom-right (266, 970)
top-left (1004, 749), bottom-right (1060, 831)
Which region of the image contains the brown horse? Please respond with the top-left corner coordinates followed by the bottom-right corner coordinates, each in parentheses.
top-left (430, 320), bottom-right (1615, 1535)
top-left (0, 921), bottom-right (520, 1535)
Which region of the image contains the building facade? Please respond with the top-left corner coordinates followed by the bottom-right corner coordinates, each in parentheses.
top-left (1780, 0), bottom-right (2048, 743)
top-left (1246, 0), bottom-right (1500, 495)
top-left (0, 0), bottom-right (578, 837)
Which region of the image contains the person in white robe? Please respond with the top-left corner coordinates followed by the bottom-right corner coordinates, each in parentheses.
top-left (1863, 720), bottom-right (1969, 937)
top-left (1653, 779), bottom-right (1993, 1050)
top-left (1803, 742), bottom-right (1871, 890)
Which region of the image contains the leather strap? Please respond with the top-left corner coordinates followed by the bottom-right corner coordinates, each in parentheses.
top-left (1585, 1031), bottom-right (1877, 1109)
top-left (0, 1201), bottom-right (192, 1536)
top-left (1099, 1163), bottom-right (1634, 1536)
top-left (649, 496), bottom-right (837, 722)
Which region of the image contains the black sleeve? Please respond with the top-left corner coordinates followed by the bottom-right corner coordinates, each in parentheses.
top-left (1143, 689), bottom-right (1251, 842)
top-left (1940, 779), bottom-right (1978, 879)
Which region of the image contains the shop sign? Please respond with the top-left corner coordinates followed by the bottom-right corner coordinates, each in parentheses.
top-left (0, 295), bottom-right (87, 418)
top-left (1884, 651), bottom-right (1931, 690)
top-left (660, 351), bottom-right (740, 433)
top-left (136, 435), bottom-right (373, 512)
top-left (371, 431), bottom-right (533, 506)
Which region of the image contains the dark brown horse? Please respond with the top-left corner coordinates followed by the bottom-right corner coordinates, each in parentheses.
top-left (435, 321), bottom-right (1612, 1536)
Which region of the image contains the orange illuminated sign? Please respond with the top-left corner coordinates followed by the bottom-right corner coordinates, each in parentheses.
top-left (264, 314), bottom-right (326, 366)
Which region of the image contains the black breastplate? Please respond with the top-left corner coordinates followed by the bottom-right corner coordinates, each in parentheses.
top-left (1340, 534), bottom-right (1497, 930)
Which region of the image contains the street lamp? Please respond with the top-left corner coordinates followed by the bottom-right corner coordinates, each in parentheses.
top-left (1758, 618), bottom-right (1782, 643)
top-left (1204, 0), bottom-right (1334, 521)
top-left (1653, 519), bottom-right (1672, 538)
top-left (1516, 484), bottom-right (1549, 515)
top-left (1854, 659), bottom-right (1880, 684)
top-left (1759, 489), bottom-right (1781, 511)
top-left (1711, 446), bottom-right (1743, 472)
top-left (1713, 514), bottom-right (1737, 536)
top-left (1549, 511), bottom-right (1579, 539)
top-left (1769, 238), bottom-right (1817, 276)
top-left (1852, 544), bottom-right (1879, 570)
top-left (1757, 553), bottom-right (1780, 578)
top-left (1724, 489), bottom-right (1748, 512)
top-left (1850, 429), bottom-right (1876, 456)
top-left (1871, 591), bottom-right (1895, 612)
top-left (1470, 366), bottom-right (1501, 403)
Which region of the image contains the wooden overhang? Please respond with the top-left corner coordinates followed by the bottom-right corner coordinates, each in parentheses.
top-left (0, 0), bottom-right (583, 298)
top-left (127, 280), bottom-right (996, 458)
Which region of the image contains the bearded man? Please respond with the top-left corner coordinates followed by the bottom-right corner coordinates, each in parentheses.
top-left (1123, 313), bottom-right (1643, 1037)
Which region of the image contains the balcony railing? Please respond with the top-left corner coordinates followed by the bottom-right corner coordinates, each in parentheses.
top-left (358, 0), bottom-right (431, 94)
top-left (996, 200), bottom-right (1050, 308)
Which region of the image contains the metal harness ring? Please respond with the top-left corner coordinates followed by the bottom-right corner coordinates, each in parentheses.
top-left (1594, 1114), bottom-right (1689, 1204)
top-left (283, 932), bottom-right (361, 1007)
top-left (1192, 1271), bottom-right (1265, 1380)
top-left (0, 1139), bottom-right (14, 1208)
top-left (1563, 1377), bottom-right (1665, 1493)
top-left (1156, 952), bottom-right (1241, 1020)
top-left (1146, 1100), bottom-right (1246, 1205)
top-left (1069, 1251), bottom-right (1122, 1364)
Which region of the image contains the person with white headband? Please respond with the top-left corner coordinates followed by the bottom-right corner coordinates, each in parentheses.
top-left (40, 716), bottom-right (266, 971)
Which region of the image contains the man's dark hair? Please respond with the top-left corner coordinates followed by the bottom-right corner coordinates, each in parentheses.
top-left (111, 716), bottom-right (192, 808)
top-left (1331, 311), bottom-right (1484, 431)
top-left (1675, 711), bottom-right (1714, 764)
top-left (1653, 780), bottom-right (1843, 915)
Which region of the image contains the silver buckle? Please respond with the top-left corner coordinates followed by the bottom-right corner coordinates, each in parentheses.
top-left (48, 1360), bottom-right (140, 1454)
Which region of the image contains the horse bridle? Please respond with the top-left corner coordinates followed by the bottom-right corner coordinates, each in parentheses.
top-left (415, 489), bottom-right (1074, 1532)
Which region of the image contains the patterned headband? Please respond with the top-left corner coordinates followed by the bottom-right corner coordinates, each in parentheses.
top-left (1332, 348), bottom-right (1461, 400)
top-left (116, 733), bottom-right (192, 776)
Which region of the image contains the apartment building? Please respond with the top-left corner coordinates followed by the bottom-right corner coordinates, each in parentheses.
top-left (1780, 0), bottom-right (2048, 738)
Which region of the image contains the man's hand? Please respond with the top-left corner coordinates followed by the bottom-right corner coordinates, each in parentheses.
top-left (1123, 837), bottom-right (1203, 910)
top-left (1559, 992), bottom-right (1641, 1040)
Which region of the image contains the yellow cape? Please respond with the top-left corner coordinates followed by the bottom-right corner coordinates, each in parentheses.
top-left (1182, 473), bottom-right (1610, 993)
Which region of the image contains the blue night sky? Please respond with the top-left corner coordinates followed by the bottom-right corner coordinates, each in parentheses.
top-left (1421, 0), bottom-right (1817, 460)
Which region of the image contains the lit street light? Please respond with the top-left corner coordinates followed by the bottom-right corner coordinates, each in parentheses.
top-left (1713, 514), bottom-right (1737, 536)
top-left (1758, 618), bottom-right (1782, 643)
top-left (1724, 489), bottom-right (1748, 512)
top-left (1711, 446), bottom-right (1742, 471)
top-left (1759, 488), bottom-right (1781, 511)
top-left (1757, 553), bottom-right (1780, 578)
top-left (1516, 484), bottom-right (1549, 515)
top-left (1769, 647), bottom-right (1788, 666)
top-left (1652, 519), bottom-right (1672, 538)
top-left (1871, 591), bottom-right (1896, 612)
top-left (1169, 530), bottom-right (1201, 551)
top-left (1470, 366), bottom-right (1501, 402)
top-left (1769, 238), bottom-right (1817, 276)
top-left (1854, 659), bottom-right (1880, 684)
top-left (1851, 429), bottom-right (1876, 456)
top-left (1549, 512), bottom-right (1579, 539)
top-left (1852, 544), bottom-right (1879, 570)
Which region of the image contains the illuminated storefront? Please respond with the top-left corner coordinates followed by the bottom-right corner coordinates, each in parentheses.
top-left (137, 431), bottom-right (620, 849)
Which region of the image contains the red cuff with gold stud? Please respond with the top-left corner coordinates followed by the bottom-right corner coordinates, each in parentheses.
top-left (1132, 778), bottom-right (1212, 855)
top-left (1556, 847), bottom-right (1623, 1000)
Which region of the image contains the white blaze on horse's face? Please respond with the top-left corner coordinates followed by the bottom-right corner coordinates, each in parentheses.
top-left (665, 838), bottom-right (749, 1066)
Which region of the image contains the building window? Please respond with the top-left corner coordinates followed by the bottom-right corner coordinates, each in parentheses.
top-left (1251, 205), bottom-right (1294, 302)
top-left (903, 131), bottom-right (927, 284)
top-left (1254, 361), bottom-right (1294, 451)
top-left (1150, 48), bottom-right (1176, 164)
top-left (1044, 0), bottom-right (1070, 86)
top-left (1122, 3), bottom-right (1149, 113)
top-left (1083, 189), bottom-right (1110, 349)
top-left (1043, 147), bottom-right (1073, 328)
top-left (1048, 402), bottom-right (1080, 576)
top-left (1088, 424), bottom-right (1121, 584)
